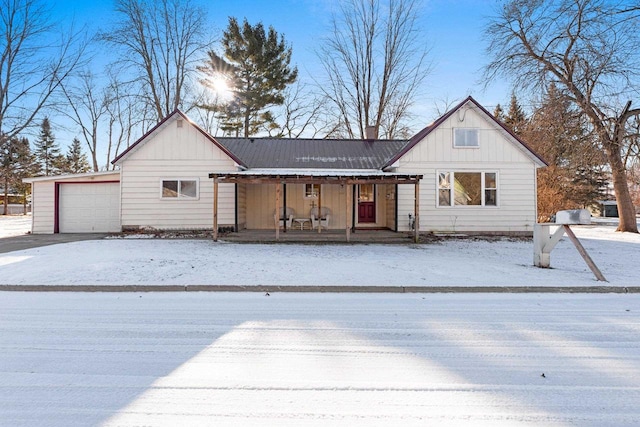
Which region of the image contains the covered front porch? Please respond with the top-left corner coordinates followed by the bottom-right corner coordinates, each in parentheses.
top-left (209, 170), bottom-right (423, 242)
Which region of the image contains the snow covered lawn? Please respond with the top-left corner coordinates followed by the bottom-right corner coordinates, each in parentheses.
top-left (1, 224), bottom-right (639, 286)
top-left (0, 214), bottom-right (30, 238)
top-left (0, 292), bottom-right (638, 426)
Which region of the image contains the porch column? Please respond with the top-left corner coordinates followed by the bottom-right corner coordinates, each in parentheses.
top-left (414, 181), bottom-right (420, 243)
top-left (345, 184), bottom-right (350, 242)
top-left (213, 177), bottom-right (219, 241)
top-left (317, 184), bottom-right (322, 234)
top-left (275, 181), bottom-right (280, 241)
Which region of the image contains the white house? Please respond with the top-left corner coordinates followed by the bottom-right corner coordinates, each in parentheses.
top-left (25, 97), bottom-right (547, 237)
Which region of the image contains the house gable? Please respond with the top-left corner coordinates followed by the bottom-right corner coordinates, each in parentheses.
top-left (385, 96), bottom-right (547, 168)
top-left (112, 110), bottom-right (244, 166)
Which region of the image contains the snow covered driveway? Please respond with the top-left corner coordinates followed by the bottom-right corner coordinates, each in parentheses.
top-left (1, 292), bottom-right (638, 426)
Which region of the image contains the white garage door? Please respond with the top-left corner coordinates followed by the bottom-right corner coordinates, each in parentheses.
top-left (59, 183), bottom-right (120, 233)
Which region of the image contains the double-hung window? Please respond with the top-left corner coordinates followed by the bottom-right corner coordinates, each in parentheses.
top-left (161, 179), bottom-right (199, 199)
top-left (438, 171), bottom-right (497, 207)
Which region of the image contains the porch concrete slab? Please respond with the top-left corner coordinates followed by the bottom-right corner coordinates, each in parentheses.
top-left (0, 233), bottom-right (110, 254)
top-left (220, 229), bottom-right (416, 244)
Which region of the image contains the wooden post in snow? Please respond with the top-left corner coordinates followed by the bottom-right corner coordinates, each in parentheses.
top-left (533, 209), bottom-right (607, 282)
top-left (563, 225), bottom-right (607, 282)
top-left (533, 223), bottom-right (564, 268)
top-left (213, 177), bottom-right (218, 241)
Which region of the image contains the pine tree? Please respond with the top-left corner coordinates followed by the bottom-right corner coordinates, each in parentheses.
top-left (63, 138), bottom-right (91, 174)
top-left (1, 135), bottom-right (38, 215)
top-left (523, 84), bottom-right (607, 220)
top-left (34, 118), bottom-right (64, 176)
top-left (504, 93), bottom-right (527, 135)
top-left (493, 104), bottom-right (505, 122)
top-left (199, 17), bottom-right (298, 137)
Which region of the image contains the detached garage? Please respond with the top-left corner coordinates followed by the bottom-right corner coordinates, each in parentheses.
top-left (25, 172), bottom-right (121, 234)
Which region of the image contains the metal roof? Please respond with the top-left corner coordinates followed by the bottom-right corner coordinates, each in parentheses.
top-left (215, 137), bottom-right (409, 170)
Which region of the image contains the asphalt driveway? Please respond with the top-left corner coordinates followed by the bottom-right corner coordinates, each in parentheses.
top-left (0, 233), bottom-right (110, 254)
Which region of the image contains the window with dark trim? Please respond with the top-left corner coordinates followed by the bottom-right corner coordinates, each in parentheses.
top-left (304, 184), bottom-right (320, 198)
top-left (161, 179), bottom-right (198, 199)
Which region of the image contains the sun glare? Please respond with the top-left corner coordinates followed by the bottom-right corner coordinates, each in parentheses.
top-left (211, 76), bottom-right (233, 101)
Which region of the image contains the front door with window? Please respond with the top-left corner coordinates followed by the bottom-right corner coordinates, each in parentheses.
top-left (357, 184), bottom-right (376, 223)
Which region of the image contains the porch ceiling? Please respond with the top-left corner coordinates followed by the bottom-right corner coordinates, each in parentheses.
top-left (208, 169), bottom-right (423, 185)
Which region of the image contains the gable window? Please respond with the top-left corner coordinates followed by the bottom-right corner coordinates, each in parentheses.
top-left (454, 128), bottom-right (479, 148)
top-left (437, 171), bottom-right (497, 207)
top-left (161, 179), bottom-right (199, 199)
top-left (304, 184), bottom-right (320, 198)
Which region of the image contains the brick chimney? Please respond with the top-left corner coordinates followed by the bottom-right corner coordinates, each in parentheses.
top-left (365, 125), bottom-right (376, 141)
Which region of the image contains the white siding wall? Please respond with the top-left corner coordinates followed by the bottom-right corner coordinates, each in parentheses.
top-left (30, 173), bottom-right (121, 234)
top-left (31, 181), bottom-right (55, 234)
top-left (396, 105), bottom-right (538, 234)
top-left (119, 119), bottom-right (237, 230)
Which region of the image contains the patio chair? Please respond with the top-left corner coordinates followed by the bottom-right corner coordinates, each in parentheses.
top-left (310, 207), bottom-right (331, 230)
top-left (274, 207), bottom-right (295, 229)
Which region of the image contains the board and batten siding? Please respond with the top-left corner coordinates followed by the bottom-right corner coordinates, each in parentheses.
top-left (119, 118), bottom-right (237, 230)
top-left (245, 183), bottom-right (354, 229)
top-left (30, 172), bottom-right (121, 234)
top-left (396, 105), bottom-right (538, 234)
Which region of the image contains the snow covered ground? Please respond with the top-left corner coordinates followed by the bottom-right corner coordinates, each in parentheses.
top-left (0, 222), bottom-right (639, 286)
top-left (0, 292), bottom-right (638, 426)
top-left (0, 214), bottom-right (30, 238)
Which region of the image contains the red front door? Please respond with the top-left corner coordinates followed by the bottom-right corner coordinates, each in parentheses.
top-left (357, 184), bottom-right (376, 223)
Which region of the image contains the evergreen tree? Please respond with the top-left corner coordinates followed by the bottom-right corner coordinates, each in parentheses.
top-left (199, 17), bottom-right (298, 137)
top-left (493, 104), bottom-right (505, 122)
top-left (1, 135), bottom-right (38, 215)
top-left (523, 84), bottom-right (607, 220)
top-left (63, 138), bottom-right (91, 174)
top-left (504, 93), bottom-right (527, 135)
top-left (34, 118), bottom-right (65, 176)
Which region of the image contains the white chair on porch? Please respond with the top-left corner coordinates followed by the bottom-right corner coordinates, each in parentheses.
top-left (310, 207), bottom-right (331, 230)
top-left (274, 207), bottom-right (295, 229)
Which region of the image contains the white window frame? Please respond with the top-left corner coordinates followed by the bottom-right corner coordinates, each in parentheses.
top-left (436, 171), bottom-right (498, 207)
top-left (160, 178), bottom-right (200, 200)
top-left (304, 183), bottom-right (320, 199)
top-left (453, 128), bottom-right (480, 148)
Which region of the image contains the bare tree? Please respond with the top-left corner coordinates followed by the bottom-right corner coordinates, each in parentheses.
top-left (58, 71), bottom-right (109, 171)
top-left (104, 73), bottom-right (145, 169)
top-left (317, 0), bottom-right (431, 139)
top-left (0, 0), bottom-right (86, 140)
top-left (484, 0), bottom-right (640, 232)
top-left (273, 82), bottom-right (330, 138)
top-left (101, 0), bottom-right (210, 122)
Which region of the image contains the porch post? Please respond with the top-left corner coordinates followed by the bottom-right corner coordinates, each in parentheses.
top-left (345, 183), bottom-right (350, 242)
top-left (213, 177), bottom-right (219, 241)
top-left (275, 181), bottom-right (280, 241)
top-left (414, 181), bottom-right (420, 243)
top-left (352, 184), bottom-right (357, 232)
top-left (317, 184), bottom-right (322, 234)
top-left (283, 183), bottom-right (287, 232)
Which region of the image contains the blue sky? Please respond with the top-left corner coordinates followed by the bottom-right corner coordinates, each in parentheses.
top-left (53, 0), bottom-right (510, 107)
top-left (48, 0), bottom-right (510, 151)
